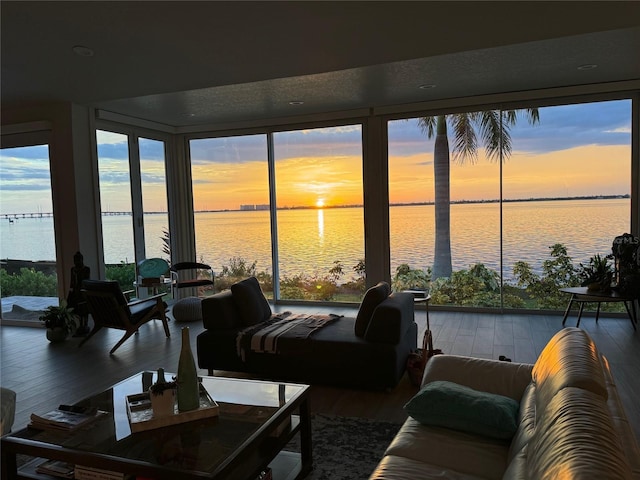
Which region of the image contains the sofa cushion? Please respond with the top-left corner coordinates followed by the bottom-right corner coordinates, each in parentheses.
top-left (532, 327), bottom-right (608, 408)
top-left (355, 281), bottom-right (390, 337)
top-left (201, 290), bottom-right (242, 329)
top-left (231, 276), bottom-right (271, 326)
top-left (383, 417), bottom-right (510, 480)
top-left (364, 292), bottom-right (414, 344)
top-left (527, 387), bottom-right (632, 479)
top-left (404, 380), bottom-right (519, 440)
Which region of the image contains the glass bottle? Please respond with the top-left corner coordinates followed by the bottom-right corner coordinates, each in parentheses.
top-left (177, 327), bottom-right (200, 412)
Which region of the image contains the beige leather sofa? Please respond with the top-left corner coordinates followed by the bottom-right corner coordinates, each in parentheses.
top-left (370, 327), bottom-right (640, 479)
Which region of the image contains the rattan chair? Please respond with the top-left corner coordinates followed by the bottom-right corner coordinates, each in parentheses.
top-left (80, 279), bottom-right (170, 354)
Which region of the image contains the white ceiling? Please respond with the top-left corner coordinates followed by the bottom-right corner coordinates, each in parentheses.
top-left (2, 1), bottom-right (639, 128)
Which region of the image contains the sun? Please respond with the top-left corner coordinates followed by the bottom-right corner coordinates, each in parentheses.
top-left (315, 199), bottom-right (325, 208)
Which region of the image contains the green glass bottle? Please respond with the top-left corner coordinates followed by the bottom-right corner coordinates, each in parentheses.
top-left (177, 327), bottom-right (200, 412)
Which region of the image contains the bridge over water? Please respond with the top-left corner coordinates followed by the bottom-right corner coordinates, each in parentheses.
top-left (2, 212), bottom-right (131, 220)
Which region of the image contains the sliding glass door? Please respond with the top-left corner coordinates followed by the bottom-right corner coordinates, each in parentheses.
top-left (189, 135), bottom-right (272, 295)
top-left (96, 129), bottom-right (169, 293)
top-left (387, 99), bottom-right (632, 310)
top-left (0, 141), bottom-right (59, 315)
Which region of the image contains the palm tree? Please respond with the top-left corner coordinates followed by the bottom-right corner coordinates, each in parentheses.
top-left (419, 109), bottom-right (540, 280)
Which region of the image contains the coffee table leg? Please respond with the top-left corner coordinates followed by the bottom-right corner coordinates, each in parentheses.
top-left (299, 398), bottom-right (313, 478)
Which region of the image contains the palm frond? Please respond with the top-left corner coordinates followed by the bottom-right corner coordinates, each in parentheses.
top-left (418, 116), bottom-right (437, 138)
top-left (451, 113), bottom-right (477, 164)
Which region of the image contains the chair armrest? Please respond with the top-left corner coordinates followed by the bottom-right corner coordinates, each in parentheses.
top-left (422, 354), bottom-right (533, 401)
top-left (127, 292), bottom-right (165, 307)
top-left (363, 292), bottom-right (414, 344)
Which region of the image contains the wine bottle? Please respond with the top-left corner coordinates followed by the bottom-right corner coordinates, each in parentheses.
top-left (177, 327), bottom-right (200, 412)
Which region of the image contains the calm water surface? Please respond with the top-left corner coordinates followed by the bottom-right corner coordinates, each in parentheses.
top-left (1, 199), bottom-right (629, 283)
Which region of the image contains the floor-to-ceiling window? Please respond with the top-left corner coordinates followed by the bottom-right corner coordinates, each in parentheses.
top-left (189, 135), bottom-right (272, 295)
top-left (139, 137), bottom-right (169, 259)
top-left (187, 124), bottom-right (365, 303)
top-left (502, 99), bottom-right (631, 310)
top-left (387, 98), bottom-right (632, 310)
top-left (273, 125), bottom-right (365, 301)
top-left (96, 129), bottom-right (170, 293)
top-left (0, 140), bottom-right (59, 315)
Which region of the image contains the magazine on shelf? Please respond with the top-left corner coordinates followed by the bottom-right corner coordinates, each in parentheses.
top-left (74, 465), bottom-right (134, 480)
top-left (35, 459), bottom-right (75, 478)
top-left (29, 405), bottom-right (106, 432)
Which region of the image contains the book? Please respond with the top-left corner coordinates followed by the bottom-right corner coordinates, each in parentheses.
top-left (29, 405), bottom-right (106, 432)
top-left (35, 459), bottom-right (75, 478)
top-left (74, 465), bottom-right (134, 480)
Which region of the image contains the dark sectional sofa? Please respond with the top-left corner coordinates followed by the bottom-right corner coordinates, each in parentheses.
top-left (196, 277), bottom-right (417, 390)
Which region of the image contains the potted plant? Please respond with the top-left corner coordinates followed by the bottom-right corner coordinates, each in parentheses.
top-left (39, 301), bottom-right (79, 342)
top-left (149, 368), bottom-right (177, 417)
top-left (578, 254), bottom-right (614, 292)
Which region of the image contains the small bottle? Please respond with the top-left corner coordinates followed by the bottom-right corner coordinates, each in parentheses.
top-left (177, 327), bottom-right (200, 412)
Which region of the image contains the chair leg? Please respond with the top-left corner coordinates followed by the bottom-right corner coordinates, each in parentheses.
top-left (110, 329), bottom-right (137, 354)
top-left (153, 298), bottom-right (171, 338)
top-left (78, 325), bottom-right (102, 348)
top-left (160, 314), bottom-right (170, 338)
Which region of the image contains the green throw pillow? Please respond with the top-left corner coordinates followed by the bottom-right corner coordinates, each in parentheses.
top-left (404, 380), bottom-right (519, 440)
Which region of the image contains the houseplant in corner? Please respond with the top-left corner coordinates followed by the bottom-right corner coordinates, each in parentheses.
top-left (39, 301), bottom-right (79, 342)
top-left (578, 254), bottom-right (614, 293)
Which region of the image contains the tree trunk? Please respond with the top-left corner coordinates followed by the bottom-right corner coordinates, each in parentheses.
top-left (431, 116), bottom-right (452, 280)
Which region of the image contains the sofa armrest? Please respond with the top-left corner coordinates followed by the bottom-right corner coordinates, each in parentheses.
top-left (364, 292), bottom-right (415, 344)
top-left (422, 354), bottom-right (533, 401)
top-left (201, 290), bottom-right (242, 330)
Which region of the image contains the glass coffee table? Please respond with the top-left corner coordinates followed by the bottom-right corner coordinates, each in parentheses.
top-left (1, 372), bottom-right (312, 480)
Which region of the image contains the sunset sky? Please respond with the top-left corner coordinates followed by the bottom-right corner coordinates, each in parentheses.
top-left (0, 99), bottom-right (632, 214)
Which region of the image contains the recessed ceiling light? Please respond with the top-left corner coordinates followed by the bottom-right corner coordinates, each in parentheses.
top-left (182, 113), bottom-right (196, 117)
top-left (419, 84), bottom-right (436, 89)
top-left (577, 64), bottom-right (598, 70)
top-left (289, 101), bottom-right (304, 105)
top-left (72, 45), bottom-right (94, 57)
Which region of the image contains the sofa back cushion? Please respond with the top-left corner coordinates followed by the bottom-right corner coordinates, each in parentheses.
top-left (231, 276), bottom-right (272, 326)
top-left (531, 327), bottom-right (607, 408)
top-left (355, 281), bottom-right (390, 337)
top-left (364, 292), bottom-right (414, 344)
top-left (201, 290), bottom-right (242, 330)
top-left (526, 387), bottom-right (631, 480)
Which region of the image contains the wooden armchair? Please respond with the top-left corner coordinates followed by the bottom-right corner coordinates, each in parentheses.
top-left (80, 279), bottom-right (170, 354)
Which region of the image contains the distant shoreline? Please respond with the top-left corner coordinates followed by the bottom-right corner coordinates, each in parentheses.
top-left (1, 194), bottom-right (629, 218)
top-left (195, 193), bottom-right (630, 214)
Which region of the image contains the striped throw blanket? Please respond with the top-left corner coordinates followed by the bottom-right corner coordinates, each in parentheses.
top-left (236, 312), bottom-right (342, 360)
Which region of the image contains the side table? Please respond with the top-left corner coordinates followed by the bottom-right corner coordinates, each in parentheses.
top-left (403, 290), bottom-right (431, 330)
top-left (560, 286), bottom-right (637, 330)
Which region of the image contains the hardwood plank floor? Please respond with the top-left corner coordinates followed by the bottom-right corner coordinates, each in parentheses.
top-left (1, 304), bottom-right (639, 441)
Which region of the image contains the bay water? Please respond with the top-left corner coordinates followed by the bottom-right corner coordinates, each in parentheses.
top-left (1, 198), bottom-right (629, 284)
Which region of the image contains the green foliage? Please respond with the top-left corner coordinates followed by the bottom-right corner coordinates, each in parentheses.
top-left (577, 253), bottom-right (613, 289)
top-left (280, 274), bottom-right (339, 301)
top-left (430, 263), bottom-right (523, 308)
top-left (215, 257), bottom-right (365, 301)
top-left (105, 262), bottom-right (136, 293)
top-left (217, 257), bottom-right (259, 291)
top-left (161, 229), bottom-right (171, 259)
top-left (39, 300), bottom-right (78, 334)
top-left (392, 264), bottom-right (430, 292)
top-left (0, 268), bottom-right (57, 297)
top-left (512, 243), bottom-right (580, 309)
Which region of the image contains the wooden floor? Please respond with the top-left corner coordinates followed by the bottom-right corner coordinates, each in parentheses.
top-left (1, 303), bottom-right (639, 441)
